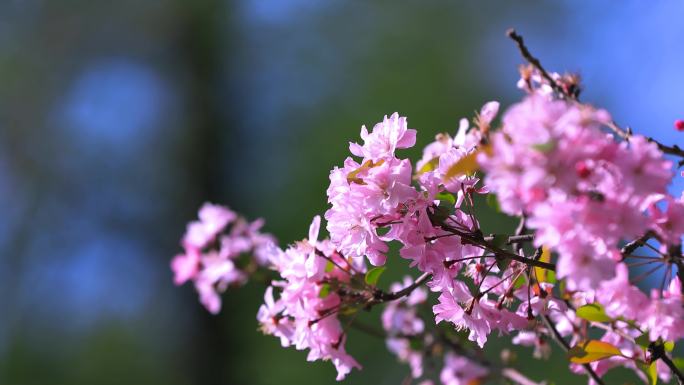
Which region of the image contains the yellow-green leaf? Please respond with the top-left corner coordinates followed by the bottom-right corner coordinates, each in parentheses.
top-left (673, 357), bottom-right (684, 372)
top-left (486, 193), bottom-right (501, 212)
top-left (534, 246), bottom-right (555, 283)
top-left (319, 283), bottom-right (331, 298)
top-left (647, 362), bottom-right (658, 385)
top-left (444, 146), bottom-right (488, 180)
top-left (639, 362), bottom-right (658, 385)
top-left (417, 156), bottom-right (439, 175)
top-left (568, 340), bottom-right (622, 364)
top-left (664, 341), bottom-right (675, 352)
top-left (364, 267), bottom-right (386, 286)
top-left (347, 159), bottom-right (385, 185)
top-left (576, 303), bottom-right (613, 323)
top-left (635, 332), bottom-right (651, 348)
top-left (435, 192), bottom-right (456, 205)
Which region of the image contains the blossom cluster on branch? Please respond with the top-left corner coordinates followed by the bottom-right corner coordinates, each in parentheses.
top-left (171, 30), bottom-right (684, 385)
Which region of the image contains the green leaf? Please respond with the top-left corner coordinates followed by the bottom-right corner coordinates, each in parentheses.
top-left (673, 358), bottom-right (684, 372)
top-left (431, 204), bottom-right (452, 223)
top-left (635, 333), bottom-right (651, 348)
top-left (319, 283), bottom-right (331, 298)
top-left (568, 340), bottom-right (622, 364)
top-left (340, 306), bottom-right (359, 316)
top-left (648, 362), bottom-right (658, 385)
top-left (409, 338), bottom-right (423, 351)
top-left (532, 140), bottom-right (556, 153)
top-left (490, 234), bottom-right (507, 248)
top-left (534, 246), bottom-right (554, 283)
top-left (364, 267), bottom-right (387, 286)
top-left (639, 362), bottom-right (658, 385)
top-left (435, 192), bottom-right (456, 205)
top-left (486, 193), bottom-right (500, 212)
top-left (513, 275), bottom-right (527, 289)
top-left (576, 303), bottom-right (613, 323)
top-left (347, 159), bottom-right (385, 185)
top-left (417, 156), bottom-right (439, 175)
top-left (664, 340), bottom-right (675, 352)
top-left (325, 260), bottom-right (335, 273)
top-left (496, 256), bottom-right (511, 272)
top-left (444, 146), bottom-right (490, 180)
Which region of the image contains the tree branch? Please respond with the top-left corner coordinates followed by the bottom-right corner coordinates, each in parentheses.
top-left (606, 121), bottom-right (684, 166)
top-left (507, 28), bottom-right (684, 165)
top-left (659, 353), bottom-right (684, 385)
top-left (506, 28), bottom-right (566, 98)
top-left (621, 232), bottom-right (653, 256)
top-left (650, 342), bottom-right (684, 385)
top-left (373, 272), bottom-right (432, 302)
top-left (441, 223), bottom-right (555, 271)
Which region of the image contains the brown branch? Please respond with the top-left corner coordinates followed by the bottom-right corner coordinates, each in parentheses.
top-left (373, 272), bottom-right (432, 302)
top-left (506, 28), bottom-right (566, 98)
top-left (606, 121), bottom-right (684, 166)
top-left (483, 233), bottom-right (535, 245)
top-left (441, 223), bottom-right (555, 271)
top-left (649, 342), bottom-right (684, 385)
top-left (621, 232), bottom-right (654, 256)
top-left (507, 28), bottom-right (684, 165)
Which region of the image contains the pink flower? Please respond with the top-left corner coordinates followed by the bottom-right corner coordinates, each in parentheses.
top-left (172, 202), bottom-right (276, 313)
top-left (440, 352), bottom-right (489, 385)
top-left (648, 193), bottom-right (684, 246)
top-left (325, 154), bottom-right (417, 266)
top-left (596, 263), bottom-right (649, 321)
top-left (257, 286), bottom-right (294, 347)
top-left (349, 112), bottom-right (416, 161)
top-left (385, 338), bottom-right (424, 378)
top-left (170, 248), bottom-right (200, 285)
top-left (642, 277), bottom-right (684, 342)
top-left (183, 203), bottom-right (236, 249)
top-left (258, 216), bottom-right (362, 381)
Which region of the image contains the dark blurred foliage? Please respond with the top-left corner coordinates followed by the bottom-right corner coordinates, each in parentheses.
top-left (0, 1), bottom-right (683, 384)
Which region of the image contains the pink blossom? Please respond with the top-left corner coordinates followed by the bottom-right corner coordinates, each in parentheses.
top-left (440, 352), bottom-right (489, 385)
top-left (349, 112), bottom-right (416, 161)
top-left (648, 193), bottom-right (684, 246)
top-left (258, 216), bottom-right (362, 381)
top-left (642, 277), bottom-right (684, 342)
top-left (172, 203), bottom-right (276, 313)
top-left (170, 248), bottom-right (200, 285)
top-left (183, 203), bottom-right (236, 248)
top-left (596, 263), bottom-right (649, 320)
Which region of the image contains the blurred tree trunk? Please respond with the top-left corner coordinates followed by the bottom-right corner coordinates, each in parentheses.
top-left (175, 1), bottom-right (234, 384)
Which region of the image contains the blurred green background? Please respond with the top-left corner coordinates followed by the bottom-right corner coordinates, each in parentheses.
top-left (1, 1), bottom-right (683, 384)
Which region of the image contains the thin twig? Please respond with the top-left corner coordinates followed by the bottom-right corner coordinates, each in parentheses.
top-left (649, 343), bottom-right (684, 385)
top-left (373, 272), bottom-right (432, 302)
top-left (660, 353), bottom-right (684, 385)
top-left (507, 28), bottom-right (684, 165)
top-left (441, 223), bottom-right (555, 271)
top-left (606, 121), bottom-right (684, 166)
top-left (506, 29), bottom-right (565, 98)
top-left (621, 232), bottom-right (653, 256)
top-left (482, 233), bottom-right (535, 245)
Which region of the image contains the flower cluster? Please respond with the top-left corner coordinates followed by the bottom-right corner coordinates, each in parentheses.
top-left (171, 38), bottom-right (684, 385)
top-left (382, 277), bottom-right (491, 384)
top-left (171, 203), bottom-right (274, 313)
top-left (480, 92), bottom-right (672, 290)
top-left (257, 216), bottom-right (362, 380)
